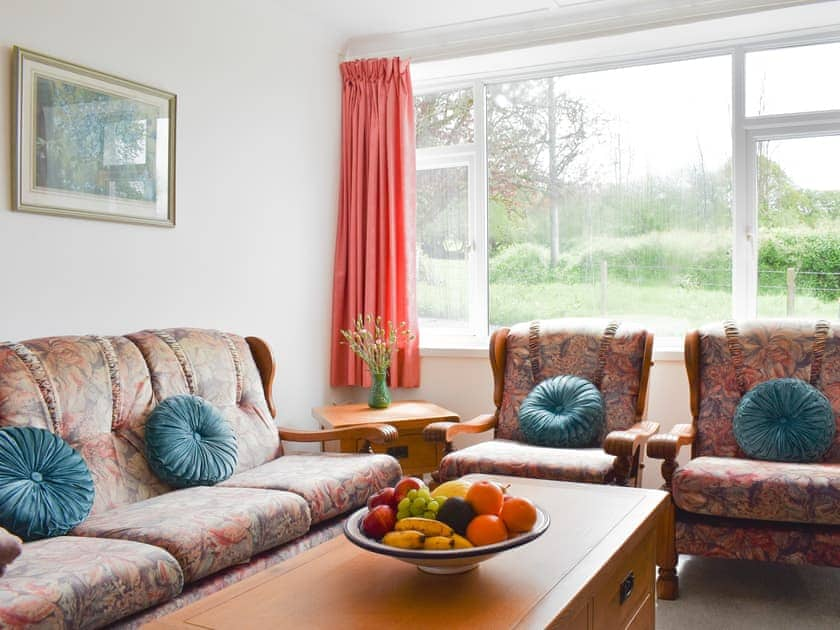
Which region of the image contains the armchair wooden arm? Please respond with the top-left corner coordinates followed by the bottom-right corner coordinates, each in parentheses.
top-left (603, 421), bottom-right (660, 487)
top-left (0, 527), bottom-right (22, 577)
top-left (278, 424), bottom-right (398, 454)
top-left (423, 413), bottom-right (498, 446)
top-left (646, 423), bottom-right (696, 490)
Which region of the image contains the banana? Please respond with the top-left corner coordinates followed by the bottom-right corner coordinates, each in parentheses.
top-left (452, 534), bottom-right (474, 549)
top-left (382, 531), bottom-right (425, 549)
top-left (431, 479), bottom-right (471, 500)
top-left (423, 536), bottom-right (455, 550)
top-left (394, 518), bottom-right (454, 538)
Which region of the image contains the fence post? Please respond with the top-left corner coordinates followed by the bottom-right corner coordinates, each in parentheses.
top-left (600, 260), bottom-right (608, 316)
top-left (786, 267), bottom-right (796, 316)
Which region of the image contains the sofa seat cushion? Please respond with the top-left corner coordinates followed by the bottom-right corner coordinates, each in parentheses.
top-left (438, 439), bottom-right (616, 484)
top-left (672, 456), bottom-right (840, 525)
top-left (72, 487), bottom-right (311, 582)
top-left (0, 536), bottom-right (182, 629)
top-left (220, 452), bottom-right (402, 523)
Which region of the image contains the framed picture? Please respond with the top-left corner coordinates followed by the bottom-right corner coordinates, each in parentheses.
top-left (12, 47), bottom-right (176, 227)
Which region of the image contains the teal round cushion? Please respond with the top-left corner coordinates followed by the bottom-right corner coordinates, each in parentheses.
top-left (734, 378), bottom-right (836, 463)
top-left (145, 395), bottom-right (238, 488)
top-left (518, 375), bottom-right (605, 448)
top-left (0, 427), bottom-right (95, 541)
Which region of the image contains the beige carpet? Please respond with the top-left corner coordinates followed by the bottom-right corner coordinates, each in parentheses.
top-left (657, 556), bottom-right (840, 629)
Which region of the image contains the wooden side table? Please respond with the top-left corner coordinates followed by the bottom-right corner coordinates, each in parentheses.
top-left (311, 401), bottom-right (459, 477)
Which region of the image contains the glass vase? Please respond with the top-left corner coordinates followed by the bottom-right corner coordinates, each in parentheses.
top-left (368, 371), bottom-right (391, 409)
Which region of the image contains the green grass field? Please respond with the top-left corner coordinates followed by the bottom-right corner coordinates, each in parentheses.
top-left (419, 257), bottom-right (838, 335)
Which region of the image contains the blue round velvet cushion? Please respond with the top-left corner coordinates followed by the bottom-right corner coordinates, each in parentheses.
top-left (145, 395), bottom-right (238, 488)
top-left (0, 426), bottom-right (95, 541)
top-left (518, 375), bottom-right (605, 448)
top-left (734, 378), bottom-right (836, 463)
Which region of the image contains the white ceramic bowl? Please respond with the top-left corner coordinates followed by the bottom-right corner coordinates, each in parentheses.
top-left (343, 504), bottom-right (550, 575)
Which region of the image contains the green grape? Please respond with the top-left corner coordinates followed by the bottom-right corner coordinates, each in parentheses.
top-left (423, 510), bottom-right (435, 519)
top-left (435, 495), bottom-right (447, 505)
top-left (410, 497), bottom-right (427, 516)
top-left (407, 489), bottom-right (418, 501)
top-left (409, 504), bottom-right (424, 516)
top-left (427, 500), bottom-right (440, 513)
top-left (417, 488), bottom-right (432, 501)
top-left (397, 498), bottom-right (411, 512)
top-left (396, 509), bottom-right (409, 520)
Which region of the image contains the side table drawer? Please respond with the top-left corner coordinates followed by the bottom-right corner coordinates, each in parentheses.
top-left (355, 431), bottom-right (443, 476)
top-left (592, 527), bottom-right (655, 630)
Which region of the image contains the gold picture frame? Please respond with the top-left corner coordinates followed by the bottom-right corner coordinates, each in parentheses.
top-left (12, 47), bottom-right (176, 226)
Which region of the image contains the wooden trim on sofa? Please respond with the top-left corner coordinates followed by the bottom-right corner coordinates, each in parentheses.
top-left (684, 329), bottom-right (701, 459)
top-left (635, 331), bottom-right (655, 420)
top-left (490, 327), bottom-right (510, 412)
top-left (245, 336), bottom-right (276, 419)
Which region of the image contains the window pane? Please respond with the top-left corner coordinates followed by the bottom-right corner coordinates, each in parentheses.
top-left (417, 166), bottom-right (471, 329)
top-left (486, 55), bottom-right (732, 336)
top-left (756, 135), bottom-right (840, 320)
top-left (746, 42), bottom-right (840, 116)
top-left (415, 88), bottom-right (474, 148)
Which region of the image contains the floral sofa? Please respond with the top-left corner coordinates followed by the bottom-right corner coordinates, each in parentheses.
top-left (0, 329), bottom-right (401, 628)
top-left (647, 320), bottom-right (840, 600)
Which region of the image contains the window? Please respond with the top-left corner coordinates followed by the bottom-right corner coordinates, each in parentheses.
top-left (415, 38), bottom-right (840, 344)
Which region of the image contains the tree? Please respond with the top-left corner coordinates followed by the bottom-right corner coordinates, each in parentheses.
top-left (487, 77), bottom-right (599, 265)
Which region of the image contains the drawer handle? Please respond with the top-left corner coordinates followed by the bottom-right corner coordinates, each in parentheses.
top-left (619, 571), bottom-right (634, 604)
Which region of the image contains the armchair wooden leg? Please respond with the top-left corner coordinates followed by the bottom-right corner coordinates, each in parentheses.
top-left (656, 497), bottom-right (679, 600)
top-left (612, 454), bottom-right (632, 486)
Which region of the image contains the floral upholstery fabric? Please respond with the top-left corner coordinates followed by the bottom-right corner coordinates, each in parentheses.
top-left (676, 510), bottom-right (840, 566)
top-left (115, 517), bottom-right (346, 629)
top-left (0, 329), bottom-right (279, 515)
top-left (672, 456), bottom-right (840, 525)
top-left (438, 439), bottom-right (617, 484)
top-left (71, 487), bottom-right (310, 583)
top-left (695, 321), bottom-right (840, 460)
top-left (0, 536), bottom-right (182, 629)
top-left (496, 319), bottom-right (648, 443)
top-left (221, 452), bottom-right (401, 523)
top-left (127, 329), bottom-right (281, 472)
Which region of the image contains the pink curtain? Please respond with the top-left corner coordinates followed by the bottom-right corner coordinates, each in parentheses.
top-left (330, 57), bottom-right (420, 388)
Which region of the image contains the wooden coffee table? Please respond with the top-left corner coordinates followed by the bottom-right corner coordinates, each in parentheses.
top-left (146, 476), bottom-right (667, 630)
top-left (312, 401), bottom-right (459, 476)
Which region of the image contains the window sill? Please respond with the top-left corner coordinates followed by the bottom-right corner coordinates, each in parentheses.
top-left (420, 336), bottom-right (685, 361)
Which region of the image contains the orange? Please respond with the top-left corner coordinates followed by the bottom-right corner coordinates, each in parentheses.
top-left (501, 496), bottom-right (538, 533)
top-left (466, 514), bottom-right (508, 546)
top-left (465, 480), bottom-right (504, 515)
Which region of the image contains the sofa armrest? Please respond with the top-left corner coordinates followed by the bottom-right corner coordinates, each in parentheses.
top-left (603, 421), bottom-right (660, 457)
top-left (0, 528), bottom-right (22, 577)
top-left (423, 413), bottom-right (498, 444)
top-left (278, 424), bottom-right (398, 454)
top-left (646, 423), bottom-right (696, 490)
top-left (603, 421), bottom-right (659, 486)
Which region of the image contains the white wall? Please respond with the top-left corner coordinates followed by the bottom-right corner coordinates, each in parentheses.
top-left (0, 0), bottom-right (343, 430)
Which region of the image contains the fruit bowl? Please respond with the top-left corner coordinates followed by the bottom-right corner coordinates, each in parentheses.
top-left (343, 504), bottom-right (550, 575)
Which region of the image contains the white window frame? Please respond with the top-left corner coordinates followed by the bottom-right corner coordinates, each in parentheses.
top-left (415, 32), bottom-right (840, 350)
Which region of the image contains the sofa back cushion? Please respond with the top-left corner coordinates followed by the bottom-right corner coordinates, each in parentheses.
top-left (695, 320), bottom-right (840, 461)
top-left (0, 329), bottom-right (279, 515)
top-left (496, 319), bottom-right (649, 444)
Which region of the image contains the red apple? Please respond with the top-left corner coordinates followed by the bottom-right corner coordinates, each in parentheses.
top-left (361, 505), bottom-right (396, 539)
top-left (393, 477), bottom-right (425, 502)
top-left (367, 487), bottom-right (397, 510)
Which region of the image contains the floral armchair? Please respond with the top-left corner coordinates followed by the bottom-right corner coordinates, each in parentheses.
top-left (647, 320), bottom-right (840, 600)
top-left (424, 319), bottom-right (657, 487)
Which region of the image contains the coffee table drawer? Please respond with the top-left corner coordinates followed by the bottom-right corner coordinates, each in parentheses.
top-left (592, 527), bottom-right (656, 630)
